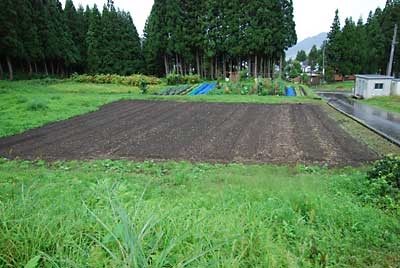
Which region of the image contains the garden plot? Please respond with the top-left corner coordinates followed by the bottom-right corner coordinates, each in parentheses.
top-left (0, 100), bottom-right (378, 166)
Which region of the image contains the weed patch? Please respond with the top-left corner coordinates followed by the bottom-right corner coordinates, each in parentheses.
top-left (26, 99), bottom-right (48, 111)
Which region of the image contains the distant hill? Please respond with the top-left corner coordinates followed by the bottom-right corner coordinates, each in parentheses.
top-left (286, 32), bottom-right (327, 60)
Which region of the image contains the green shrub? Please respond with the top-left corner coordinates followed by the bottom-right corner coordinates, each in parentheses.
top-left (166, 73), bottom-right (184, 85)
top-left (166, 73), bottom-right (201, 85)
top-left (240, 85), bottom-right (250, 95)
top-left (183, 74), bottom-right (201, 84)
top-left (27, 99), bottom-right (48, 111)
top-left (239, 69), bottom-right (248, 81)
top-left (139, 78), bottom-right (148, 94)
top-left (70, 73), bottom-right (161, 86)
top-left (368, 155), bottom-right (400, 190)
top-left (362, 155), bottom-right (400, 210)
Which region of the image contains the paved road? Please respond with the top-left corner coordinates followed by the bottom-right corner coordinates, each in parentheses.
top-left (316, 91), bottom-right (400, 146)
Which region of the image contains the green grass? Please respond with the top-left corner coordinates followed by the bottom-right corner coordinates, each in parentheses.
top-left (314, 81), bottom-right (355, 92)
top-left (0, 80), bottom-right (320, 138)
top-left (0, 159), bottom-right (399, 268)
top-left (360, 96), bottom-right (400, 114)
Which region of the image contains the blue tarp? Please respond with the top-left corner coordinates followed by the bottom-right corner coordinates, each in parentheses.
top-left (189, 83), bottom-right (208, 95)
top-left (285, 87), bottom-right (296, 97)
top-left (197, 83), bottom-right (216, 95)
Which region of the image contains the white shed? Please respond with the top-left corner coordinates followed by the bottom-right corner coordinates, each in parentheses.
top-left (354, 75), bottom-right (393, 99)
top-left (391, 79), bottom-right (400, 96)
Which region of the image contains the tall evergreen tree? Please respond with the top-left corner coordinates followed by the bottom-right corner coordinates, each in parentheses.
top-left (0, 0), bottom-right (21, 80)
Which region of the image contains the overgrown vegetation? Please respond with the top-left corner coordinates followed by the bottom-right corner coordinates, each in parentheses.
top-left (0, 159), bottom-right (399, 267)
top-left (315, 81), bottom-right (355, 91)
top-left (364, 155), bottom-right (400, 210)
top-left (166, 73), bottom-right (202, 85)
top-left (70, 74), bottom-right (161, 86)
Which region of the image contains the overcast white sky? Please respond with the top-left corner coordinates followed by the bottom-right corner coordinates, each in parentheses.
top-left (69, 0), bottom-right (386, 41)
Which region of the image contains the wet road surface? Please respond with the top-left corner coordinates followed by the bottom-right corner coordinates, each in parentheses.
top-left (316, 91), bottom-right (400, 146)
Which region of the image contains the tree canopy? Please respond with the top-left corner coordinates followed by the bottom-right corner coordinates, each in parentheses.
top-left (0, 0), bottom-right (143, 79)
top-left (326, 3), bottom-right (400, 77)
top-left (143, 0), bottom-right (297, 78)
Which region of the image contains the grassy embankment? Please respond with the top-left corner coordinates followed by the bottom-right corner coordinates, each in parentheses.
top-left (314, 81), bottom-right (355, 92)
top-left (0, 79), bottom-right (399, 267)
top-left (359, 96), bottom-right (400, 114)
top-left (1, 159), bottom-right (399, 267)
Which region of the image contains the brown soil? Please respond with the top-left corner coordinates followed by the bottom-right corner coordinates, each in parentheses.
top-left (0, 100), bottom-right (379, 166)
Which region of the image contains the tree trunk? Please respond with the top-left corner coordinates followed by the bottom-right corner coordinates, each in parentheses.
top-left (223, 56), bottom-right (226, 78)
top-left (6, 56), bottom-right (13, 80)
top-left (28, 61), bottom-right (33, 77)
top-left (248, 57), bottom-right (252, 76)
top-left (44, 61), bottom-right (48, 76)
top-left (56, 62), bottom-right (60, 76)
top-left (210, 58), bottom-right (214, 80)
top-left (279, 54), bottom-right (283, 79)
top-left (50, 61), bottom-right (55, 75)
top-left (164, 54), bottom-right (169, 75)
top-left (196, 50), bottom-right (200, 76)
top-left (34, 62), bottom-right (38, 74)
top-left (254, 54), bottom-right (258, 79)
top-left (0, 60), bottom-right (3, 80)
top-left (260, 56), bottom-right (264, 78)
top-left (215, 57), bottom-right (218, 79)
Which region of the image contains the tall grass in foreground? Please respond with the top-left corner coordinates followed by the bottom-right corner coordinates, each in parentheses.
top-left (0, 160), bottom-right (399, 267)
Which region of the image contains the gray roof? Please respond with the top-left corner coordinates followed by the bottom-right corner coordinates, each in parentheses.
top-left (356, 74), bottom-right (394, 80)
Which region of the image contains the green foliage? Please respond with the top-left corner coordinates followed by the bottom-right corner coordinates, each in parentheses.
top-left (138, 78), bottom-right (148, 94)
top-left (166, 73), bottom-right (184, 85)
top-left (325, 3), bottom-right (400, 76)
top-left (26, 99), bottom-right (48, 111)
top-left (183, 74), bottom-right (202, 84)
top-left (143, 0), bottom-right (297, 78)
top-left (70, 74), bottom-right (161, 86)
top-left (361, 96), bottom-right (400, 114)
top-left (301, 73), bottom-right (310, 84)
top-left (295, 50), bottom-right (307, 62)
top-left (240, 69), bottom-right (249, 81)
top-left (166, 73), bottom-right (201, 85)
top-left (285, 60), bottom-right (302, 79)
top-left (240, 85), bottom-right (250, 95)
top-left (1, 159), bottom-right (400, 267)
top-left (368, 155), bottom-right (400, 190)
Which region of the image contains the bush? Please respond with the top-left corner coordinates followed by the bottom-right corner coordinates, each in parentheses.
top-left (70, 73), bottom-right (161, 86)
top-left (166, 73), bottom-right (184, 85)
top-left (239, 69), bottom-right (248, 81)
top-left (368, 155), bottom-right (400, 190)
top-left (27, 99), bottom-right (48, 111)
top-left (363, 155), bottom-right (400, 210)
top-left (139, 78), bottom-right (148, 94)
top-left (166, 74), bottom-right (201, 85)
top-left (183, 74), bottom-right (201, 84)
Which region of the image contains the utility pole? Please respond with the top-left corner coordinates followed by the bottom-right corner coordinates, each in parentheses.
top-left (322, 41), bottom-right (326, 85)
top-left (387, 24), bottom-right (398, 77)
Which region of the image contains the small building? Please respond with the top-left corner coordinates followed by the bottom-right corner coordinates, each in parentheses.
top-left (391, 79), bottom-right (400, 96)
top-left (354, 75), bottom-right (394, 99)
top-left (308, 73), bottom-right (321, 86)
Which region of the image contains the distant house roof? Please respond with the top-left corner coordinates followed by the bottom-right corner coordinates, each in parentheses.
top-left (356, 74), bottom-right (393, 80)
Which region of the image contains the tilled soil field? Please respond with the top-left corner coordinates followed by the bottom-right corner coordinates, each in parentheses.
top-left (0, 100), bottom-right (378, 166)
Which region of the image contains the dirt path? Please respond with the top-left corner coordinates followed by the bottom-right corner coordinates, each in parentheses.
top-left (0, 100), bottom-right (378, 166)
